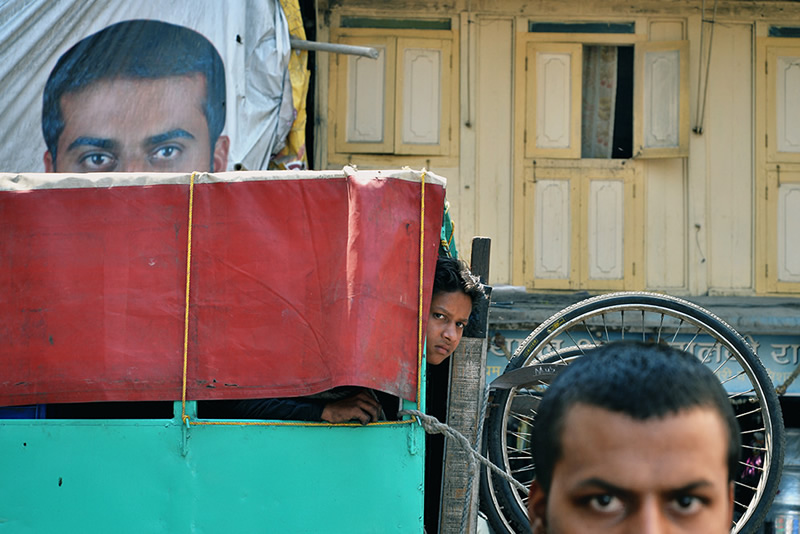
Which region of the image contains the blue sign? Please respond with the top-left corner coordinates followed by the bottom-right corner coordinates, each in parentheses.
top-left (486, 329), bottom-right (800, 396)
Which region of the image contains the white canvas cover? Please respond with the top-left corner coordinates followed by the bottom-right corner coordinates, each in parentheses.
top-left (0, 0), bottom-right (294, 172)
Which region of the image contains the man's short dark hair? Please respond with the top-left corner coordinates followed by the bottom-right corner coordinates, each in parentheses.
top-left (433, 256), bottom-right (484, 309)
top-left (532, 341), bottom-right (742, 493)
top-left (42, 19), bottom-right (226, 166)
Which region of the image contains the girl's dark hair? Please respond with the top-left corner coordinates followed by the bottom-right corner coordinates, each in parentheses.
top-left (433, 256), bottom-right (484, 309)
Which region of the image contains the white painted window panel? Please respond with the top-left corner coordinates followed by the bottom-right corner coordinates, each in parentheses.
top-left (777, 56), bottom-right (800, 154)
top-left (643, 50), bottom-right (680, 148)
top-left (347, 46), bottom-right (386, 143)
top-left (534, 180), bottom-right (571, 278)
top-left (402, 48), bottom-right (441, 145)
top-left (778, 184), bottom-right (800, 282)
top-left (588, 180), bottom-right (624, 280)
top-left (537, 52), bottom-right (572, 149)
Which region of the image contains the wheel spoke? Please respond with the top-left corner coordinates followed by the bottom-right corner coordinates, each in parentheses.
top-left (641, 310), bottom-right (645, 341)
top-left (669, 318), bottom-right (685, 344)
top-left (736, 407), bottom-right (762, 418)
top-left (728, 388), bottom-right (756, 400)
top-left (719, 369), bottom-right (747, 386)
top-left (684, 327), bottom-right (703, 356)
top-left (712, 350), bottom-right (735, 375)
top-left (656, 313), bottom-right (666, 343)
top-left (582, 319), bottom-right (600, 347)
top-left (734, 480), bottom-right (759, 492)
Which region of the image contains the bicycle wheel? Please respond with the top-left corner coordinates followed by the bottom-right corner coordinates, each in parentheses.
top-left (484, 291), bottom-right (785, 534)
top-left (478, 417), bottom-right (517, 534)
top-left (482, 358), bottom-right (576, 533)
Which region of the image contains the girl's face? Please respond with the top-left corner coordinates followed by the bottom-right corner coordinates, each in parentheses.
top-left (425, 290), bottom-right (472, 365)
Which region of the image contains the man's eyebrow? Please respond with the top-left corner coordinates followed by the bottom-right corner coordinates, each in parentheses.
top-left (575, 477), bottom-right (629, 494)
top-left (664, 480), bottom-right (714, 496)
top-left (575, 477), bottom-right (713, 496)
top-left (146, 129), bottom-right (195, 146)
top-left (572, 477), bottom-right (637, 500)
top-left (67, 136), bottom-right (116, 152)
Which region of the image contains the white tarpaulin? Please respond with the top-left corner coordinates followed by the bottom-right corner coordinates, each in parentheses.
top-left (0, 0), bottom-right (294, 172)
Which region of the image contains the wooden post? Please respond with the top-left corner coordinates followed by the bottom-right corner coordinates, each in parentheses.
top-left (439, 237), bottom-right (491, 534)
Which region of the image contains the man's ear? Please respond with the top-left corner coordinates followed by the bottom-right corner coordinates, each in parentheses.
top-left (44, 150), bottom-right (55, 173)
top-left (212, 135), bottom-right (230, 172)
top-left (727, 481), bottom-right (735, 525)
top-left (528, 480), bottom-right (548, 533)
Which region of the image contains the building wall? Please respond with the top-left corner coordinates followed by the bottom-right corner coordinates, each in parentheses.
top-left (706, 22), bottom-right (753, 293)
top-left (316, 0), bottom-right (800, 296)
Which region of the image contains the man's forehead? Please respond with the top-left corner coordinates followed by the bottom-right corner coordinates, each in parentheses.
top-left (561, 400), bottom-right (725, 425)
top-left (556, 401), bottom-right (731, 457)
top-left (63, 73), bottom-right (207, 100)
top-left (555, 403), bottom-right (731, 472)
top-left (57, 74), bottom-right (209, 142)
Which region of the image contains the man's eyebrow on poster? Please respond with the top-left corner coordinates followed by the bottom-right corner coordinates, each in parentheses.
top-left (41, 19), bottom-right (229, 174)
top-left (63, 128), bottom-right (199, 173)
top-left (66, 128), bottom-right (198, 157)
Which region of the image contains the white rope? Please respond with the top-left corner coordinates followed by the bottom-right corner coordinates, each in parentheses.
top-left (399, 408), bottom-right (530, 496)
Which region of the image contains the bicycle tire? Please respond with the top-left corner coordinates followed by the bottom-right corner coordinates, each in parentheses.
top-left (484, 291), bottom-right (785, 534)
top-left (483, 364), bottom-right (564, 533)
top-left (478, 417), bottom-right (516, 534)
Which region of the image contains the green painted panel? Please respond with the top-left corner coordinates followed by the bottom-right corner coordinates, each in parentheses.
top-left (0, 406), bottom-right (425, 533)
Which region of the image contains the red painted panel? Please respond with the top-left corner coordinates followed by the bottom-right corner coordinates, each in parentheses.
top-left (0, 172), bottom-right (444, 405)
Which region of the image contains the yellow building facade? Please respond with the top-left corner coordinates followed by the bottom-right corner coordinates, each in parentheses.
top-left (315, 0), bottom-right (800, 297)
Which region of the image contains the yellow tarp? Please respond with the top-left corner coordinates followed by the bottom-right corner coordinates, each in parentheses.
top-left (273, 0), bottom-right (310, 170)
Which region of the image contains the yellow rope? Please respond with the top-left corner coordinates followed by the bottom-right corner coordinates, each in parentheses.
top-left (188, 419), bottom-right (415, 428)
top-left (417, 171), bottom-right (426, 411)
top-left (181, 172), bottom-right (198, 426)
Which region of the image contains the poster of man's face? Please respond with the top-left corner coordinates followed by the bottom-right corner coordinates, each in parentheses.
top-left (0, 1), bottom-right (294, 173)
top-left (41, 19), bottom-right (230, 174)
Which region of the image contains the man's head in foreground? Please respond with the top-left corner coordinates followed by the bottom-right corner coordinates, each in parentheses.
top-left (42, 19), bottom-right (229, 173)
top-left (425, 256), bottom-right (484, 365)
top-left (528, 341), bottom-right (740, 534)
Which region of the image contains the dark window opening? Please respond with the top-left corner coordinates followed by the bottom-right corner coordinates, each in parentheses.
top-left (341, 17), bottom-right (451, 31)
top-left (769, 26), bottom-right (800, 38)
top-left (581, 45), bottom-right (633, 159)
top-left (530, 21), bottom-right (635, 34)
